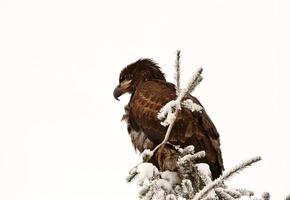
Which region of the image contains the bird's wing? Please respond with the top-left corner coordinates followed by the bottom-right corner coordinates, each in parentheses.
top-left (186, 95), bottom-right (224, 178)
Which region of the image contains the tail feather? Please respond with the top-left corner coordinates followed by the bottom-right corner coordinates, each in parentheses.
top-left (209, 162), bottom-right (223, 180)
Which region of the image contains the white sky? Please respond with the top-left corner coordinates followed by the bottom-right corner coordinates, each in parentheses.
top-left (0, 0), bottom-right (289, 199)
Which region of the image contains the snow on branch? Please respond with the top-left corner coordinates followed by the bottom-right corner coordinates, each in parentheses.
top-left (177, 150), bottom-right (206, 166)
top-left (157, 100), bottom-right (180, 127)
top-left (215, 188), bottom-right (236, 200)
top-left (127, 145), bottom-right (264, 200)
top-left (175, 50), bottom-right (181, 94)
top-left (192, 156), bottom-right (262, 200)
top-left (182, 99), bottom-right (203, 113)
top-left (178, 67), bottom-right (203, 101)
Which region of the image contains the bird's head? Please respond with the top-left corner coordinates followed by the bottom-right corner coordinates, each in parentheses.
top-left (113, 59), bottom-right (165, 100)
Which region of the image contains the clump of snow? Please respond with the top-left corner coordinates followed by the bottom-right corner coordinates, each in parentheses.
top-left (178, 154), bottom-right (193, 165)
top-left (161, 171), bottom-right (181, 186)
top-left (178, 151), bottom-right (206, 165)
top-left (157, 100), bottom-right (181, 127)
top-left (157, 99), bottom-right (203, 127)
top-left (196, 163), bottom-right (211, 178)
top-left (195, 163), bottom-right (213, 188)
top-left (156, 179), bottom-right (173, 192)
top-left (178, 145), bottom-right (195, 155)
top-left (142, 149), bottom-right (153, 161)
top-left (161, 112), bottom-right (176, 127)
top-left (136, 163), bottom-right (159, 185)
top-left (181, 99), bottom-right (203, 113)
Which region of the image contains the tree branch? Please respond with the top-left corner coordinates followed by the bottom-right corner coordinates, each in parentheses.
top-left (192, 156), bottom-right (262, 200)
top-left (175, 50), bottom-right (181, 94)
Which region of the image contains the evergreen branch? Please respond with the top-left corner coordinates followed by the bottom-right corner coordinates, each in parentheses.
top-left (127, 165), bottom-right (139, 182)
top-left (175, 50), bottom-right (181, 94)
top-left (235, 188), bottom-right (254, 196)
top-left (192, 156), bottom-right (262, 200)
top-left (176, 67), bottom-right (203, 104)
top-left (177, 151), bottom-right (206, 166)
top-left (222, 189), bottom-right (241, 198)
top-left (215, 188), bottom-right (235, 200)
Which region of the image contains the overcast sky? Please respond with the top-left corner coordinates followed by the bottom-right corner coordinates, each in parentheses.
top-left (0, 0), bottom-right (289, 199)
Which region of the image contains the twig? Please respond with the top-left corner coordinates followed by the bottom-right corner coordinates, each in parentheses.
top-left (184, 67), bottom-right (203, 95)
top-left (175, 50), bottom-right (181, 94)
top-left (192, 156), bottom-right (262, 200)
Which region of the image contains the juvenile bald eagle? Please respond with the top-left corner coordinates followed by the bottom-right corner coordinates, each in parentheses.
top-left (113, 59), bottom-right (224, 179)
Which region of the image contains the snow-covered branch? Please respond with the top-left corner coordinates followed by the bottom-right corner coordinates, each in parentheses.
top-left (128, 146), bottom-right (264, 200)
top-left (192, 156), bottom-right (262, 200)
top-left (177, 67), bottom-right (203, 102)
top-left (175, 50), bottom-right (181, 94)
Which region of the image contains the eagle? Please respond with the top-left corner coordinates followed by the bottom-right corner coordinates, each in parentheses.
top-left (113, 59), bottom-right (224, 179)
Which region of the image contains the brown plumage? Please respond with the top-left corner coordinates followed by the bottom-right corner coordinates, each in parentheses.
top-left (114, 59), bottom-right (224, 179)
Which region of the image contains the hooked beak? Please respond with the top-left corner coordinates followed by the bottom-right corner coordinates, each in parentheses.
top-left (113, 80), bottom-right (132, 101)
